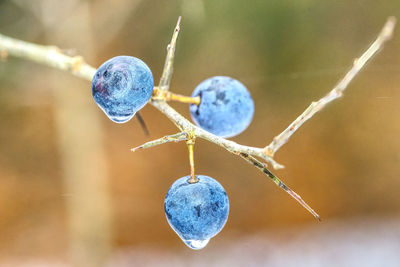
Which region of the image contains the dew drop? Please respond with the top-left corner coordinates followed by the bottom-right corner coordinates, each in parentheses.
top-left (183, 238), bottom-right (210, 250)
top-left (107, 113), bottom-right (134, 123)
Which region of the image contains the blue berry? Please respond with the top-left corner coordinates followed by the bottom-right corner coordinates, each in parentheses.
top-left (164, 175), bottom-right (229, 250)
top-left (189, 76), bottom-right (254, 138)
top-left (92, 56), bottom-right (154, 123)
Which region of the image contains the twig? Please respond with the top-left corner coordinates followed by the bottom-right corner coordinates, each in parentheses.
top-left (0, 29), bottom-right (281, 167)
top-left (149, 99), bottom-right (285, 169)
top-left (265, 17), bottom-right (396, 156)
top-left (0, 33), bottom-right (96, 80)
top-left (239, 153), bottom-right (320, 221)
top-left (131, 132), bottom-right (187, 151)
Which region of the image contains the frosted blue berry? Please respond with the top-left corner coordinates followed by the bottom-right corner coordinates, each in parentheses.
top-left (92, 56), bottom-right (154, 123)
top-left (164, 175), bottom-right (229, 250)
top-left (189, 76), bottom-right (255, 138)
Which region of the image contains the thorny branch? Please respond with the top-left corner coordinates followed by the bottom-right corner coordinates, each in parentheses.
top-left (0, 17), bottom-right (395, 220)
top-left (239, 153), bottom-right (320, 221)
top-left (265, 16), bottom-right (397, 157)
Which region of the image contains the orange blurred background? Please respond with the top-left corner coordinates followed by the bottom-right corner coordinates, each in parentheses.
top-left (0, 0), bottom-right (399, 266)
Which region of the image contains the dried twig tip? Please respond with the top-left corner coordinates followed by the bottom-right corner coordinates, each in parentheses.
top-left (176, 16), bottom-right (182, 31)
top-left (130, 147), bottom-right (140, 152)
top-left (382, 16), bottom-right (396, 39)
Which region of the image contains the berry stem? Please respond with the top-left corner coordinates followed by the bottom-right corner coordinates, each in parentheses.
top-left (167, 92), bottom-right (201, 105)
top-left (152, 87), bottom-right (200, 105)
top-left (187, 138), bottom-right (198, 183)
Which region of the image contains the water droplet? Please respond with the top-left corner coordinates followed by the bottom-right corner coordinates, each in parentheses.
top-left (183, 238), bottom-right (210, 250)
top-left (107, 113), bottom-right (134, 123)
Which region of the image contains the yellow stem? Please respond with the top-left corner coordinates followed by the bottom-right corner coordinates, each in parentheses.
top-left (187, 139), bottom-right (198, 183)
top-left (169, 92), bottom-right (201, 105)
top-left (152, 87), bottom-right (200, 105)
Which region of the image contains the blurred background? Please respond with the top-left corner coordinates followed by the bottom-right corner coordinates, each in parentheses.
top-left (0, 0), bottom-right (399, 266)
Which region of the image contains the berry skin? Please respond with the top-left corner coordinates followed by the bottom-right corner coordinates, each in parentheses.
top-left (92, 56), bottom-right (154, 123)
top-left (164, 175), bottom-right (229, 250)
top-left (189, 76), bottom-right (254, 138)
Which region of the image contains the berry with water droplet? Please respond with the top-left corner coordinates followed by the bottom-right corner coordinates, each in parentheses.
top-left (189, 76), bottom-right (254, 138)
top-left (92, 56), bottom-right (154, 123)
top-left (164, 175), bottom-right (229, 250)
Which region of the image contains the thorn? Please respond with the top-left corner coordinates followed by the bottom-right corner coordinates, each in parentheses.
top-left (176, 16), bottom-right (182, 31)
top-left (273, 162), bottom-right (285, 170)
top-left (131, 146), bottom-right (142, 152)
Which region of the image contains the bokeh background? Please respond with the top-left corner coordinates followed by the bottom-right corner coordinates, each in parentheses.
top-left (0, 0), bottom-right (399, 266)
